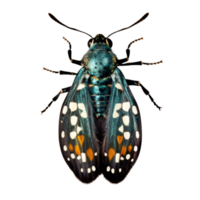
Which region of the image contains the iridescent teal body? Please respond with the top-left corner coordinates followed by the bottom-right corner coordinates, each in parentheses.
top-left (81, 41), bottom-right (118, 116)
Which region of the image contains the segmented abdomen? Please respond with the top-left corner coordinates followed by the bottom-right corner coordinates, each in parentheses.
top-left (88, 76), bottom-right (112, 117)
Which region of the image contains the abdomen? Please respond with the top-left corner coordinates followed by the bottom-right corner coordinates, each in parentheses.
top-left (88, 76), bottom-right (112, 117)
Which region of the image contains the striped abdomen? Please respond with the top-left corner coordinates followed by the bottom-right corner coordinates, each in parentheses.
top-left (88, 76), bottom-right (112, 117)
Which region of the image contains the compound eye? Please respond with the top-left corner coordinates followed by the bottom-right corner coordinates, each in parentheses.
top-left (107, 37), bottom-right (115, 48)
top-left (86, 38), bottom-right (92, 48)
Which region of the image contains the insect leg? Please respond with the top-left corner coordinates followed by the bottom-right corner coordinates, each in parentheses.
top-left (38, 86), bottom-right (70, 116)
top-left (126, 79), bottom-right (165, 112)
top-left (40, 65), bottom-right (77, 76)
top-left (118, 57), bottom-right (165, 67)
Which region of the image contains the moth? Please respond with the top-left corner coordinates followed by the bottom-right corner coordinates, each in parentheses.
top-left (38, 12), bottom-right (165, 185)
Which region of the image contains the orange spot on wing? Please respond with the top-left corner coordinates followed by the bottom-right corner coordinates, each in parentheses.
top-left (121, 145), bottom-right (126, 156)
top-left (77, 135), bottom-right (84, 147)
top-left (75, 145), bottom-right (81, 155)
top-left (117, 135), bottom-right (123, 145)
top-left (86, 148), bottom-right (94, 161)
top-left (108, 148), bottom-right (115, 161)
top-left (128, 145), bottom-right (132, 152)
top-left (68, 143), bottom-right (73, 152)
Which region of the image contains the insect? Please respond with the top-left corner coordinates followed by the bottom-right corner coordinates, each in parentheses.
top-left (41, 12), bottom-right (162, 183)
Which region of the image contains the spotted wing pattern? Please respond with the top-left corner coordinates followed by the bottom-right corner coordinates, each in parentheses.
top-left (103, 68), bottom-right (142, 183)
top-left (59, 68), bottom-right (100, 183)
top-left (59, 68), bottom-right (141, 183)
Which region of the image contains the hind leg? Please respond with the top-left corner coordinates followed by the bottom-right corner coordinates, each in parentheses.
top-left (38, 86), bottom-right (70, 116)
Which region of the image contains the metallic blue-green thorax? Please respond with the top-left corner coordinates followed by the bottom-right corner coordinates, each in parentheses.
top-left (82, 43), bottom-right (117, 78)
top-left (81, 43), bottom-right (118, 116)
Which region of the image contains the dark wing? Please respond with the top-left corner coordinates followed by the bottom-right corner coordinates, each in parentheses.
top-left (103, 68), bottom-right (142, 183)
top-left (59, 68), bottom-right (100, 183)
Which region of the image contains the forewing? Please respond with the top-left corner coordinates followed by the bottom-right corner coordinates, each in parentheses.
top-left (103, 68), bottom-right (142, 183)
top-left (59, 69), bottom-right (99, 183)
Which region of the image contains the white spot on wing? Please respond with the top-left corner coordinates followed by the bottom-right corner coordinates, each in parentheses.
top-left (115, 83), bottom-right (123, 90)
top-left (71, 153), bottom-right (75, 159)
top-left (92, 166), bottom-right (96, 171)
top-left (61, 131), bottom-right (65, 138)
top-left (115, 153), bottom-right (120, 163)
top-left (132, 105), bottom-right (138, 115)
top-left (120, 157), bottom-right (124, 161)
top-left (70, 131), bottom-right (76, 139)
top-left (111, 168), bottom-right (115, 174)
top-left (77, 83), bottom-right (85, 90)
top-left (77, 126), bottom-right (82, 134)
top-left (124, 132), bottom-right (130, 140)
top-left (80, 168), bottom-right (83, 172)
top-left (122, 115), bottom-right (130, 126)
top-left (63, 145), bottom-right (67, 151)
top-left (131, 158), bottom-right (134, 162)
top-left (88, 168), bottom-right (91, 173)
top-left (67, 158), bottom-right (70, 161)
top-left (126, 154), bottom-right (130, 160)
top-left (119, 168), bottom-right (122, 172)
top-left (81, 153), bottom-right (86, 162)
top-left (106, 166), bottom-right (110, 172)
top-left (118, 125), bottom-right (124, 133)
top-left (136, 131), bottom-right (140, 139)
top-left (122, 102), bottom-right (131, 112)
top-left (77, 156), bottom-right (81, 160)
top-left (113, 103), bottom-right (122, 118)
top-left (69, 102), bottom-right (77, 112)
top-left (62, 106), bottom-right (68, 114)
top-left (134, 146), bottom-right (138, 152)
top-left (104, 153), bottom-right (107, 156)
top-left (85, 74), bottom-right (90, 79)
top-left (94, 152), bottom-right (97, 156)
top-left (70, 116), bottom-right (78, 125)
top-left (78, 103), bottom-right (87, 118)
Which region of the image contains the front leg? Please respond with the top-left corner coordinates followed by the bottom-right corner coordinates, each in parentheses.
top-left (38, 86), bottom-right (70, 116)
top-left (126, 78), bottom-right (165, 112)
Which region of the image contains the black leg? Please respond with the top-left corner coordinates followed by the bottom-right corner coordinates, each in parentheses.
top-left (40, 65), bottom-right (77, 76)
top-left (118, 57), bottom-right (165, 67)
top-left (38, 86), bottom-right (70, 116)
top-left (126, 78), bottom-right (165, 112)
